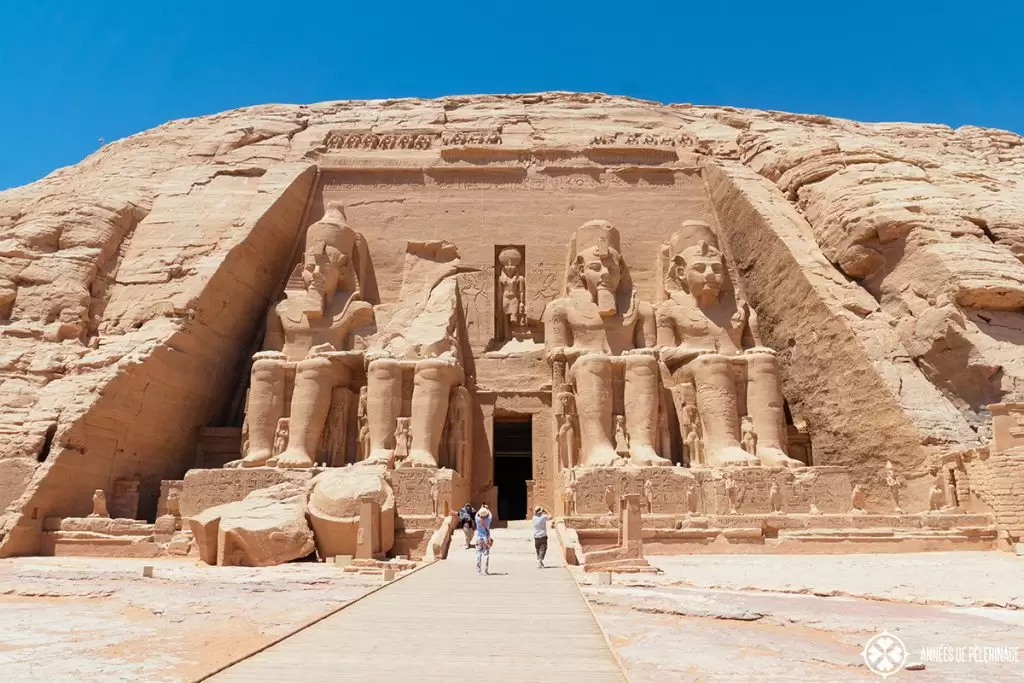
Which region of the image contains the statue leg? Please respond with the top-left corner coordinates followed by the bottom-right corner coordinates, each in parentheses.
top-left (406, 359), bottom-right (462, 468)
top-left (276, 356), bottom-right (338, 468)
top-left (242, 356), bottom-right (287, 467)
top-left (691, 353), bottom-right (759, 466)
top-left (745, 350), bottom-right (801, 467)
top-left (366, 359), bottom-right (402, 464)
top-left (624, 354), bottom-right (670, 466)
top-left (570, 355), bottom-right (622, 467)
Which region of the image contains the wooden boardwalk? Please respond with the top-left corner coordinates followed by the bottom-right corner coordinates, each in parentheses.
top-left (208, 522), bottom-right (625, 682)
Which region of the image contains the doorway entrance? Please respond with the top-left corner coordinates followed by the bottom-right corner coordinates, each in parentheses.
top-left (493, 418), bottom-right (532, 521)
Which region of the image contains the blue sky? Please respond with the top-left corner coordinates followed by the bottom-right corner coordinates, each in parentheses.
top-left (1, 1), bottom-right (1022, 190)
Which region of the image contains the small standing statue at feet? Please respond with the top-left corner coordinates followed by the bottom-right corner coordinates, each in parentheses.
top-left (272, 418), bottom-right (289, 457)
top-left (496, 247), bottom-right (527, 343)
top-left (741, 416), bottom-right (757, 458)
top-left (886, 461), bottom-right (904, 514)
top-left (90, 490), bottom-right (109, 518)
top-left (394, 417), bottom-right (412, 465)
top-left (769, 481), bottom-right (783, 514)
top-left (850, 484), bottom-right (867, 514)
top-left (614, 415), bottom-right (630, 458)
top-left (430, 477), bottom-right (439, 516)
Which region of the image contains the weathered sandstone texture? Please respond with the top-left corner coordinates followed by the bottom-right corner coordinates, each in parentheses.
top-left (4, 92), bottom-right (1024, 555)
top-left (189, 482), bottom-right (314, 567)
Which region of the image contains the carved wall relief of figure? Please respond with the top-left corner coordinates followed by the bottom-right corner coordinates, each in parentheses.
top-left (604, 484), bottom-right (617, 514)
top-left (656, 220), bottom-right (800, 468)
top-left (643, 479), bottom-right (654, 514)
top-left (542, 220), bottom-right (668, 467)
top-left (769, 481), bottom-right (783, 513)
top-left (496, 246), bottom-right (527, 343)
top-left (241, 203), bottom-right (375, 469)
top-left (724, 474), bottom-right (741, 514)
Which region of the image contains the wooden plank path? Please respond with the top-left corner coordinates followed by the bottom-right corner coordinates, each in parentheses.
top-left (208, 522), bottom-right (625, 682)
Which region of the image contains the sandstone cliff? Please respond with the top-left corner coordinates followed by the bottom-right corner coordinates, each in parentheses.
top-left (2, 93), bottom-right (1022, 553)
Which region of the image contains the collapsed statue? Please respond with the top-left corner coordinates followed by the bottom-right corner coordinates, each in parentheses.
top-left (543, 220), bottom-right (669, 467)
top-left (656, 220), bottom-right (800, 467)
top-left (240, 204), bottom-right (374, 468)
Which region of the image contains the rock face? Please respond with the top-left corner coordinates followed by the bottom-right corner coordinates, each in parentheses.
top-left (3, 92), bottom-right (1024, 554)
top-left (189, 482), bottom-right (314, 567)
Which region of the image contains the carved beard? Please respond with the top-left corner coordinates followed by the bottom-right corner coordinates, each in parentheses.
top-left (595, 287), bottom-right (617, 317)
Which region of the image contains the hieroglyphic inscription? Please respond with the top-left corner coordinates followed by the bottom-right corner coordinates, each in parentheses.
top-left (179, 468), bottom-right (318, 517)
top-left (392, 468), bottom-right (435, 516)
top-left (567, 466), bottom-right (695, 515)
top-left (691, 467), bottom-right (852, 514)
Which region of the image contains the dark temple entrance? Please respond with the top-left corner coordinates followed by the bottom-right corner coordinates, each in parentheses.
top-left (493, 419), bottom-right (532, 521)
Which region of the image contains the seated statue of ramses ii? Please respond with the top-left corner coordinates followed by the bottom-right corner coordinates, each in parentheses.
top-left (240, 203), bottom-right (375, 469)
top-left (543, 220), bottom-right (670, 468)
top-left (656, 220), bottom-right (801, 467)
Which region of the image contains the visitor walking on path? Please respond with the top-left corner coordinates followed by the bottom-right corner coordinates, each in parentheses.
top-left (474, 504), bottom-right (493, 575)
top-left (457, 503), bottom-right (476, 549)
top-left (532, 506), bottom-right (551, 567)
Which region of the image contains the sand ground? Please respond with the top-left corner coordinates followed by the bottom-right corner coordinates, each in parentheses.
top-left (0, 557), bottom-right (383, 682)
top-left (576, 552), bottom-right (1024, 682)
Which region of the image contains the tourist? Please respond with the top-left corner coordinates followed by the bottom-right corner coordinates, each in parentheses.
top-left (457, 502), bottom-right (476, 549)
top-left (532, 506), bottom-right (551, 568)
top-left (474, 504), bottom-right (493, 575)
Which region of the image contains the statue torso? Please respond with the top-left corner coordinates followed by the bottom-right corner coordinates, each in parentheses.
top-left (551, 291), bottom-right (647, 356)
top-left (274, 292), bottom-right (366, 360)
top-left (658, 293), bottom-right (744, 355)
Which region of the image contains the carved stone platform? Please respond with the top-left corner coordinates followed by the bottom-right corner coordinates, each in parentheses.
top-left (180, 466), bottom-right (327, 517)
top-left (562, 465), bottom-right (852, 516)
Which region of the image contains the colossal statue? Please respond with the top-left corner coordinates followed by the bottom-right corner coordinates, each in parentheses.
top-left (543, 220), bottom-right (669, 467)
top-left (363, 241), bottom-right (466, 469)
top-left (240, 203), bottom-right (375, 469)
top-left (656, 220), bottom-right (800, 467)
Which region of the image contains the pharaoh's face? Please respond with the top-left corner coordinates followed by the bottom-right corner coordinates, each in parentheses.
top-left (577, 247), bottom-right (622, 316)
top-left (580, 249), bottom-right (621, 294)
top-left (502, 263), bottom-right (518, 278)
top-left (674, 250), bottom-right (724, 300)
top-left (302, 245), bottom-right (351, 301)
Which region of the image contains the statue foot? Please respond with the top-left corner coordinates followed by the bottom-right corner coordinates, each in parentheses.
top-left (757, 447), bottom-right (803, 468)
top-left (402, 450), bottom-right (438, 468)
top-left (583, 446), bottom-right (627, 468)
top-left (707, 446), bottom-right (761, 467)
top-left (240, 450), bottom-right (272, 468)
top-left (274, 449), bottom-right (314, 469)
top-left (629, 445), bottom-right (671, 467)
